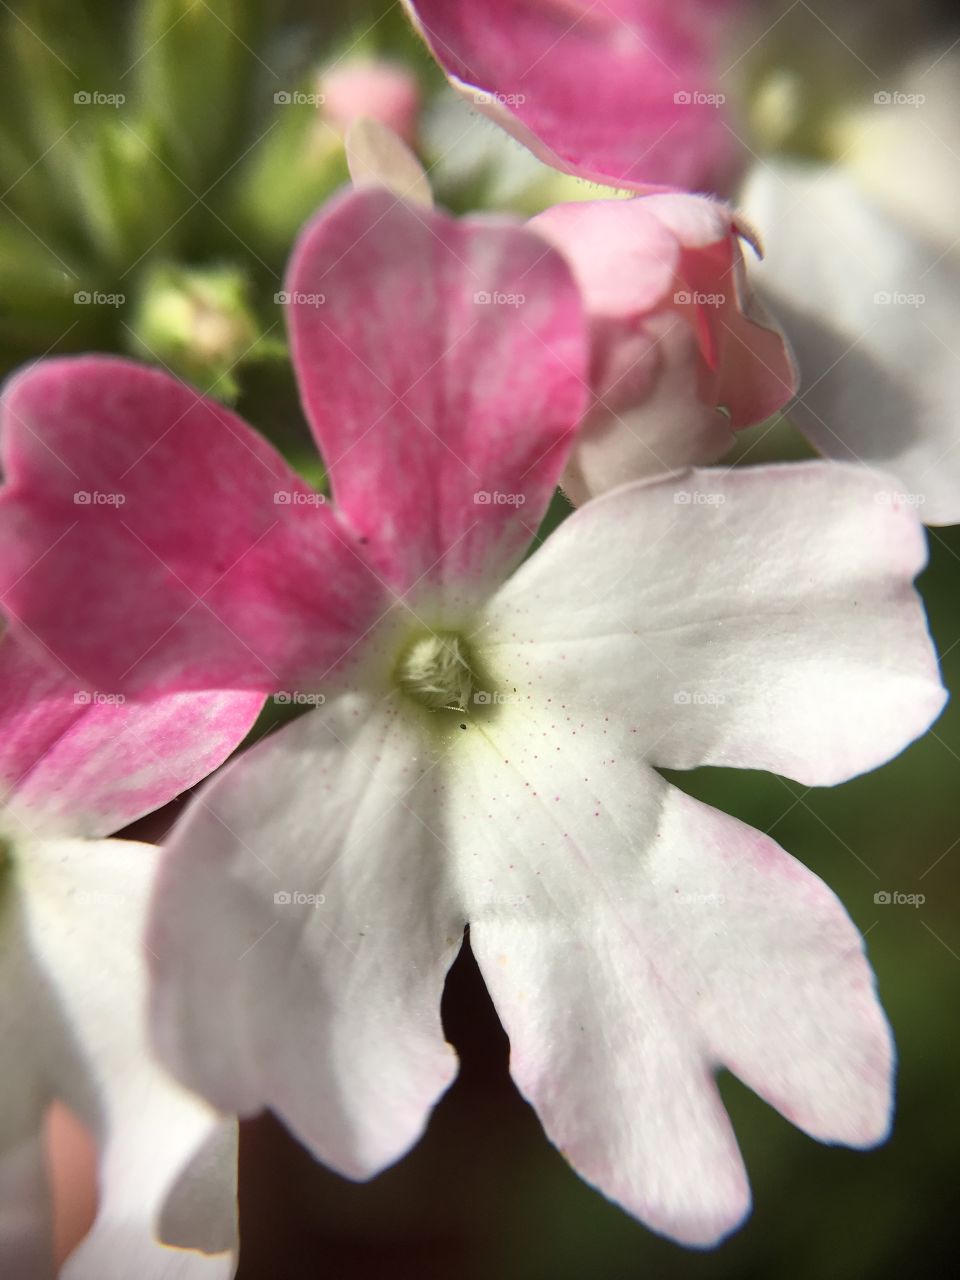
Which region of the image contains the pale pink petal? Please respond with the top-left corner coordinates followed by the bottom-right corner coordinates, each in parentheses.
top-left (451, 714), bottom-right (892, 1245)
top-left (646, 198), bottom-right (797, 428)
top-left (559, 311), bottom-right (734, 503)
top-left (0, 357), bottom-right (387, 696)
top-left (286, 186), bottom-right (587, 598)
top-left (8, 836), bottom-right (238, 1277)
top-left (320, 57), bottom-right (421, 144)
top-left (403, 0), bottom-right (747, 194)
top-left (702, 273), bottom-right (798, 428)
top-left (480, 463), bottom-right (945, 785)
top-left (531, 196), bottom-right (795, 502)
top-left (0, 631), bottom-right (261, 838)
top-left (530, 199), bottom-right (734, 497)
top-left (149, 695), bottom-right (464, 1178)
top-left (741, 159), bottom-right (960, 525)
top-left (530, 199), bottom-right (682, 317)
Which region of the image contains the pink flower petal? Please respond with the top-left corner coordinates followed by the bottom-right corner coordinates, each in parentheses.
top-left (320, 57), bottom-right (421, 145)
top-left (148, 696), bottom-right (464, 1178)
top-left (0, 357), bottom-right (387, 696)
top-left (530, 196), bottom-right (796, 500)
top-left (0, 631), bottom-right (262, 839)
top-left (403, 0), bottom-right (747, 193)
top-left (638, 194), bottom-right (797, 428)
top-left (286, 186), bottom-right (588, 598)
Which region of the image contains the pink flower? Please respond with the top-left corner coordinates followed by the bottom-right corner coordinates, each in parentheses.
top-left (0, 629), bottom-right (259, 1276)
top-left (402, 0), bottom-right (748, 193)
top-left (0, 188), bottom-right (945, 1246)
top-left (319, 56), bottom-right (421, 145)
top-left (332, 126), bottom-right (796, 500)
top-left (530, 194), bottom-right (797, 503)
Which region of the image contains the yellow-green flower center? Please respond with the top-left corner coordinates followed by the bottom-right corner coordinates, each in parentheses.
top-left (394, 630), bottom-right (478, 713)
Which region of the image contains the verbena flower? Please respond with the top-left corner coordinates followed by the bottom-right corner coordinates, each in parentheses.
top-left (0, 187), bottom-right (945, 1246)
top-left (530, 194), bottom-right (797, 502)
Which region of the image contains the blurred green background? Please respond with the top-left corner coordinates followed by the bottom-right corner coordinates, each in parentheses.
top-left (2, 1), bottom-right (958, 1276)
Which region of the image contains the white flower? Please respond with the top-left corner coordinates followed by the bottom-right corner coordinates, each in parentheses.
top-left (0, 189), bottom-right (945, 1247)
top-left (0, 631), bottom-right (259, 1276)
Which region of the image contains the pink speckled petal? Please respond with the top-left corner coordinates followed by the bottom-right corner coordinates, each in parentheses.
top-left (7, 837), bottom-right (237, 1278)
top-left (479, 462), bottom-right (945, 784)
top-left (286, 186), bottom-right (587, 600)
top-left (0, 357), bottom-right (387, 696)
top-left (403, 0), bottom-right (747, 194)
top-left (0, 630), bottom-right (262, 839)
top-left (452, 717), bottom-right (892, 1245)
top-left (148, 694), bottom-right (464, 1179)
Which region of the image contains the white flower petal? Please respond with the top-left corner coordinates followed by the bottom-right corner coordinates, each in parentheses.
top-left (741, 158), bottom-right (960, 525)
top-left (11, 837), bottom-right (237, 1277)
top-left (478, 463), bottom-right (945, 785)
top-left (449, 712), bottom-right (892, 1246)
top-left (149, 696), bottom-right (464, 1179)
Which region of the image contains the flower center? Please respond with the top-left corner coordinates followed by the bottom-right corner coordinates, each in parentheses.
top-left (394, 630), bottom-right (477, 713)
